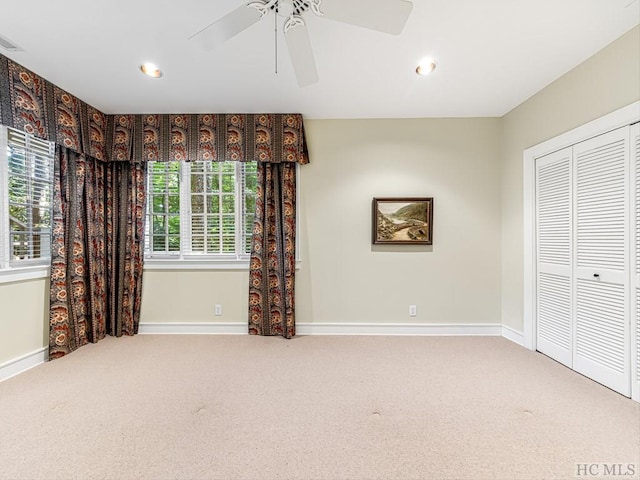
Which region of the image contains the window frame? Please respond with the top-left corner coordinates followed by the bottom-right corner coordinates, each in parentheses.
top-left (144, 160), bottom-right (257, 269)
top-left (143, 160), bottom-right (302, 271)
top-left (0, 126), bottom-right (54, 282)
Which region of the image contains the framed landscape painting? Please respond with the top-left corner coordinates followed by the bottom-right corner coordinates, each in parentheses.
top-left (372, 197), bottom-right (433, 245)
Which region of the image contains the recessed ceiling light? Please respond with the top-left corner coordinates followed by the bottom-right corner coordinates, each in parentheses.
top-left (416, 58), bottom-right (437, 76)
top-left (140, 62), bottom-right (162, 78)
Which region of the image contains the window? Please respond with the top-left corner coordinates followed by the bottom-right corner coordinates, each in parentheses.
top-left (0, 126), bottom-right (55, 270)
top-left (145, 160), bottom-right (257, 263)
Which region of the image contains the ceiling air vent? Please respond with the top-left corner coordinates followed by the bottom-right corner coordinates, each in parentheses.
top-left (0, 34), bottom-right (22, 52)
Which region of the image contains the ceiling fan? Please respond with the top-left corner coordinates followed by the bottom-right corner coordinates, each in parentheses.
top-left (189, 0), bottom-right (413, 87)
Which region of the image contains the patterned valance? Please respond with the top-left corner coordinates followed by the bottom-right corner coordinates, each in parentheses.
top-left (0, 55), bottom-right (309, 164)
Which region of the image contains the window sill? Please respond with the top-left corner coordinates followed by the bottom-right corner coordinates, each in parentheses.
top-left (0, 265), bottom-right (50, 284)
top-left (144, 259), bottom-right (250, 271)
top-left (143, 259), bottom-right (302, 271)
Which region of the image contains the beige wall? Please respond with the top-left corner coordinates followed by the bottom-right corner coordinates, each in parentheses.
top-left (141, 118), bottom-right (503, 327)
top-left (298, 118), bottom-right (502, 325)
top-left (140, 270), bottom-right (249, 324)
top-left (500, 26), bottom-right (640, 331)
top-left (0, 278), bottom-right (49, 365)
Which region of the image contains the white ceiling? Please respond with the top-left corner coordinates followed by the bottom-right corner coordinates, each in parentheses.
top-left (0, 0), bottom-right (638, 118)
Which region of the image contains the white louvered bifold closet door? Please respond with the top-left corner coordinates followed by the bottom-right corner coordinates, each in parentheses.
top-left (631, 122), bottom-right (640, 401)
top-left (573, 127), bottom-right (630, 396)
top-left (536, 148), bottom-right (573, 367)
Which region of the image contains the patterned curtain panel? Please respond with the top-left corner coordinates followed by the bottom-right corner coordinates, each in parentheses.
top-left (49, 147), bottom-right (146, 359)
top-left (249, 163), bottom-right (297, 338)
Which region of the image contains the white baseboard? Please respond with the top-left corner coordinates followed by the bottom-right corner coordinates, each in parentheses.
top-left (139, 322), bottom-right (247, 334)
top-left (0, 347), bottom-right (48, 383)
top-left (297, 322), bottom-right (502, 336)
top-left (139, 322), bottom-right (503, 336)
top-left (501, 325), bottom-right (524, 346)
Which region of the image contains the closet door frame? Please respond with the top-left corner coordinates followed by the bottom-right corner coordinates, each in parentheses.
top-left (523, 101), bottom-right (639, 400)
top-left (631, 122), bottom-right (640, 401)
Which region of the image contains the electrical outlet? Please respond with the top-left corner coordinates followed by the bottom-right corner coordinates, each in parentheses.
top-left (214, 304), bottom-right (222, 316)
top-left (409, 305), bottom-right (417, 317)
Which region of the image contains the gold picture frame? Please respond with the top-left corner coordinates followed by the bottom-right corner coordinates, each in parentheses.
top-left (372, 197), bottom-right (433, 245)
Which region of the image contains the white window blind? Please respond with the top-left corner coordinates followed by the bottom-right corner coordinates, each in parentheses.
top-left (145, 160), bottom-right (257, 261)
top-left (0, 126), bottom-right (55, 269)
top-left (146, 161), bottom-right (181, 254)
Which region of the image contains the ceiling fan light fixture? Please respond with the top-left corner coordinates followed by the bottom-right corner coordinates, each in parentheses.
top-left (140, 62), bottom-right (163, 78)
top-left (416, 58), bottom-right (437, 76)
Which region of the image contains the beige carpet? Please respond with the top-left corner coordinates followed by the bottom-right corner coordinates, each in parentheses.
top-left (0, 335), bottom-right (638, 480)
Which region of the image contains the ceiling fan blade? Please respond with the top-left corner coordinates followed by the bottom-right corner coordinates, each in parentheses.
top-left (284, 21), bottom-right (319, 88)
top-left (189, 4), bottom-right (263, 51)
top-left (319, 0), bottom-right (413, 35)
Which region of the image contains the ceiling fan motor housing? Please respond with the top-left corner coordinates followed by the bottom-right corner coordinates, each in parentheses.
top-left (273, 0), bottom-right (315, 17)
